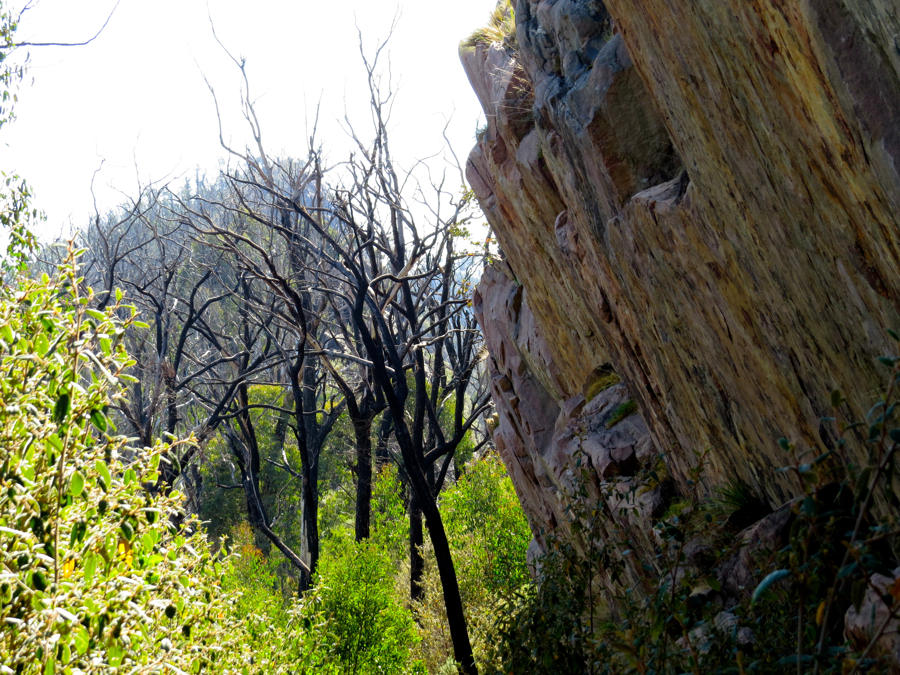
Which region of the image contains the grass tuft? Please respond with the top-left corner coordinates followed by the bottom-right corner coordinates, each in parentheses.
top-left (461, 0), bottom-right (517, 53)
top-left (584, 368), bottom-right (621, 402)
top-left (713, 479), bottom-right (758, 514)
top-left (605, 399), bottom-right (637, 429)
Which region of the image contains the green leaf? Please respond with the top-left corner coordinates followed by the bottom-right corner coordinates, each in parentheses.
top-left (830, 388), bottom-right (843, 408)
top-left (142, 532), bottom-right (155, 552)
top-left (34, 331), bottom-right (49, 356)
top-left (751, 569), bottom-right (790, 605)
top-left (94, 460), bottom-right (112, 491)
top-left (838, 562), bottom-right (858, 579)
top-left (69, 471), bottom-right (84, 497)
top-left (74, 626), bottom-right (90, 655)
top-left (83, 552), bottom-right (98, 584)
top-left (90, 409), bottom-right (107, 432)
top-left (52, 393), bottom-right (70, 424)
top-left (107, 645), bottom-right (123, 667)
top-left (31, 569), bottom-right (47, 591)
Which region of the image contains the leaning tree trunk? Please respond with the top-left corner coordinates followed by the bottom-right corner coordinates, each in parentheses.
top-left (392, 415), bottom-right (477, 675)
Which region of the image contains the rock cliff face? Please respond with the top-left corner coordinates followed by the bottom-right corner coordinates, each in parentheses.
top-left (464, 0), bottom-right (900, 551)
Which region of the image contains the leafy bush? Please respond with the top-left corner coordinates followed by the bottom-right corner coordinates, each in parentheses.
top-left (222, 522), bottom-right (291, 638)
top-left (316, 537), bottom-right (423, 674)
top-left (460, 0), bottom-right (517, 53)
top-left (0, 245), bottom-right (255, 673)
top-left (605, 399), bottom-right (637, 429)
top-left (440, 452), bottom-right (532, 596)
top-left (370, 463), bottom-right (409, 568)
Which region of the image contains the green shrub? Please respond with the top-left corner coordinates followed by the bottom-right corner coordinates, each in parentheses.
top-left (460, 0), bottom-right (517, 53)
top-left (605, 399), bottom-right (637, 429)
top-left (370, 463), bottom-right (409, 568)
top-left (316, 537), bottom-right (423, 674)
top-left (222, 522), bottom-right (291, 638)
top-left (0, 245), bottom-right (255, 673)
top-left (440, 452), bottom-right (532, 595)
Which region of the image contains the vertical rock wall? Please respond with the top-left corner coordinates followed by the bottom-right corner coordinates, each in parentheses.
top-left (465, 0), bottom-right (900, 535)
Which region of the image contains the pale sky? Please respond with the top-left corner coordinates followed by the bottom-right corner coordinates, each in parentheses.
top-left (1, 0), bottom-right (492, 239)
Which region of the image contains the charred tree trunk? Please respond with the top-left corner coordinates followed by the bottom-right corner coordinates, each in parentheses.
top-left (409, 492), bottom-right (425, 601)
top-left (354, 415), bottom-right (374, 541)
top-left (288, 347), bottom-right (318, 593)
top-left (355, 305), bottom-right (478, 674)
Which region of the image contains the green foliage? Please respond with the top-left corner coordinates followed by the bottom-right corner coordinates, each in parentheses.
top-left (0, 1), bottom-right (27, 132)
top-left (0, 246), bottom-right (256, 673)
top-left (370, 463), bottom-right (409, 567)
top-left (416, 452), bottom-right (533, 672)
top-left (605, 399), bottom-right (637, 429)
top-left (584, 369), bottom-right (621, 403)
top-left (197, 432), bottom-right (248, 542)
top-left (316, 537), bottom-right (423, 674)
top-left (222, 522), bottom-right (291, 636)
top-left (199, 385), bottom-right (305, 553)
top-left (0, 172), bottom-right (39, 275)
top-left (440, 452), bottom-right (531, 595)
top-left (712, 478), bottom-right (758, 514)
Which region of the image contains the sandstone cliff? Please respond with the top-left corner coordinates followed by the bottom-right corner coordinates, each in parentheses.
top-left (464, 0), bottom-right (900, 555)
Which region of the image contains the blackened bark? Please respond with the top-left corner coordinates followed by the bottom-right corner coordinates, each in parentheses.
top-left (288, 348), bottom-right (318, 593)
top-left (356, 311), bottom-right (478, 674)
top-left (409, 493), bottom-right (425, 601)
top-left (354, 416), bottom-right (374, 541)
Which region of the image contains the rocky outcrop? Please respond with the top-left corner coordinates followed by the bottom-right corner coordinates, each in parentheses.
top-left (463, 0), bottom-right (900, 542)
top-left (844, 569), bottom-right (900, 669)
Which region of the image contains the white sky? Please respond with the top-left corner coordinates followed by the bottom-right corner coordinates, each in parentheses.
top-left (1, 0), bottom-right (491, 239)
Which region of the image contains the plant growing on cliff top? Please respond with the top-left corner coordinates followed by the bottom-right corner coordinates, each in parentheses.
top-left (460, 0), bottom-right (517, 54)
